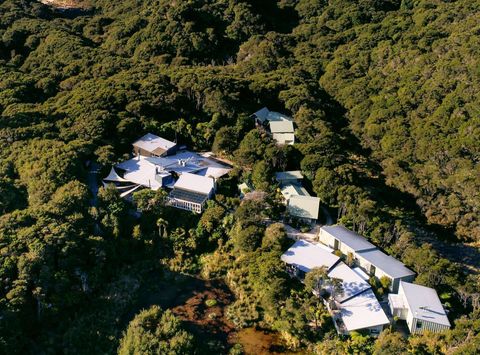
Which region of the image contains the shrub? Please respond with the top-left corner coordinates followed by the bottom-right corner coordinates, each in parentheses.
top-left (205, 299), bottom-right (218, 307)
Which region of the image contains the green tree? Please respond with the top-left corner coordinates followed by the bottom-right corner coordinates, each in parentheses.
top-left (118, 306), bottom-right (194, 355)
top-left (373, 330), bottom-right (407, 355)
top-left (251, 160), bottom-right (272, 191)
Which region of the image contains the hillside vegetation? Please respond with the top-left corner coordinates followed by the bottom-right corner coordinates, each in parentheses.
top-left (0, 0), bottom-right (479, 354)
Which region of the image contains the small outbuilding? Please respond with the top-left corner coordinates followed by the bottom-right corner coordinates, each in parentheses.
top-left (252, 107), bottom-right (295, 145)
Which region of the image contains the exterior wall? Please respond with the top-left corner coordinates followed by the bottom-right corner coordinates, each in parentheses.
top-left (356, 257), bottom-right (414, 293)
top-left (342, 324), bottom-right (386, 337)
top-left (391, 275), bottom-right (414, 293)
top-left (170, 199), bottom-right (204, 213)
top-left (406, 310), bottom-right (415, 331)
top-left (133, 146), bottom-right (156, 157)
top-left (319, 230), bottom-right (336, 249)
top-left (357, 255), bottom-right (374, 275)
top-left (409, 317), bottom-right (450, 334)
top-left (390, 305), bottom-right (408, 320)
top-left (318, 230), bottom-right (355, 255)
top-left (372, 268), bottom-right (395, 292)
top-left (133, 145), bottom-right (176, 157)
top-left (339, 243), bottom-right (356, 257)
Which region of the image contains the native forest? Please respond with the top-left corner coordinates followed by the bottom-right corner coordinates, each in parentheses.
top-left (0, 0), bottom-right (479, 354)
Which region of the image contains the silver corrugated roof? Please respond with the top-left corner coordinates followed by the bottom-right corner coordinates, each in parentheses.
top-left (357, 249), bottom-right (414, 278)
top-left (321, 225), bottom-right (376, 252)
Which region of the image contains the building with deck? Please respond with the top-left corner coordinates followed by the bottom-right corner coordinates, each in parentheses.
top-left (103, 134), bottom-right (232, 211)
top-left (168, 173), bottom-right (215, 213)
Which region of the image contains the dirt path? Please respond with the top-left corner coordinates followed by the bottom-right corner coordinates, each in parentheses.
top-left (284, 224), bottom-right (320, 243)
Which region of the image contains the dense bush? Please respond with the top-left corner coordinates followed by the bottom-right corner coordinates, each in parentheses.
top-left (0, 0), bottom-right (479, 353)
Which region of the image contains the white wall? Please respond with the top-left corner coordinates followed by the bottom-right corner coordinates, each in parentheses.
top-left (410, 317), bottom-right (450, 334)
top-left (319, 229), bottom-right (338, 249)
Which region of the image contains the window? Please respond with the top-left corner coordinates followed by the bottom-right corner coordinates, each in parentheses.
top-left (416, 321), bottom-right (422, 329)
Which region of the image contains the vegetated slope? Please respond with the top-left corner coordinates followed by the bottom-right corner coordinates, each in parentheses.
top-left (319, 0), bottom-right (480, 242)
top-left (0, 0), bottom-right (479, 354)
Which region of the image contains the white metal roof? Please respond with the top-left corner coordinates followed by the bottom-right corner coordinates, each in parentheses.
top-left (353, 267), bottom-right (370, 281)
top-left (400, 282), bottom-right (450, 327)
top-left (269, 120), bottom-right (294, 133)
top-left (281, 240), bottom-right (340, 273)
top-left (173, 172), bottom-right (215, 195)
top-left (357, 249), bottom-right (415, 279)
top-left (275, 171), bottom-right (304, 182)
top-left (132, 133), bottom-right (176, 154)
top-left (195, 166), bottom-right (231, 180)
top-left (146, 150), bottom-right (231, 179)
top-left (338, 289), bottom-right (390, 332)
top-left (267, 110), bottom-right (293, 122)
top-left (103, 167), bottom-right (129, 182)
top-left (320, 225), bottom-right (376, 252)
top-left (288, 195), bottom-right (320, 220)
top-left (116, 156), bottom-right (162, 190)
top-left (328, 262), bottom-right (371, 303)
